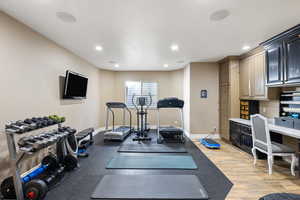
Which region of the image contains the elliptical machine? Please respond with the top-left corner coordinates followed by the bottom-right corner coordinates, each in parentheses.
top-left (132, 94), bottom-right (152, 142)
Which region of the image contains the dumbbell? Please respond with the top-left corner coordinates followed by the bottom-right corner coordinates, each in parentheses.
top-left (58, 127), bottom-right (67, 132)
top-left (24, 119), bottom-right (38, 130)
top-left (43, 117), bottom-right (56, 126)
top-left (6, 121), bottom-right (31, 133)
top-left (41, 133), bottom-right (58, 144)
top-left (43, 166), bottom-right (65, 186)
top-left (39, 120), bottom-right (48, 128)
top-left (33, 135), bottom-right (54, 147)
top-left (24, 155), bottom-right (60, 200)
top-left (18, 136), bottom-right (46, 152)
top-left (47, 119), bottom-right (55, 125)
top-left (47, 131), bottom-right (64, 141)
top-left (51, 131), bottom-right (66, 139)
top-left (18, 137), bottom-right (37, 150)
top-left (31, 117), bottom-right (48, 128)
top-left (5, 121), bottom-right (18, 131)
top-left (56, 128), bottom-right (71, 137)
top-left (49, 115), bottom-right (65, 124)
top-left (0, 155), bottom-right (60, 200)
top-left (31, 118), bottom-right (43, 128)
top-left (58, 127), bottom-right (76, 135)
top-left (39, 133), bottom-right (58, 145)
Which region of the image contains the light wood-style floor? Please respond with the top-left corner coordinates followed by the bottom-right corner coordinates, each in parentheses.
top-left (193, 139), bottom-right (300, 200)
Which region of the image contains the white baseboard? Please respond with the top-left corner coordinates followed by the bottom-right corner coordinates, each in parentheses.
top-left (189, 133), bottom-right (220, 140)
top-left (184, 130), bottom-right (190, 138)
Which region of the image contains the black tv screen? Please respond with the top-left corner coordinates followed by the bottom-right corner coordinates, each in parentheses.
top-left (63, 70), bottom-right (88, 99)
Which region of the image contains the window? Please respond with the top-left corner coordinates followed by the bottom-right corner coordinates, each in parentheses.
top-left (125, 81), bottom-right (158, 108)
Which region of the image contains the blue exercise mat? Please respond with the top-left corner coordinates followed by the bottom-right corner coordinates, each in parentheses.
top-left (106, 155), bottom-right (197, 169)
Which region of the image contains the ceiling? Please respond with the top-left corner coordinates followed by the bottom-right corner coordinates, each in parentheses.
top-left (1, 0), bottom-right (300, 71)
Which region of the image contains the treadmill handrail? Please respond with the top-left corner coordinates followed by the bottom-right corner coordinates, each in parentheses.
top-left (105, 102), bottom-right (132, 134)
top-left (157, 97), bottom-right (185, 143)
top-left (106, 102), bottom-right (127, 109)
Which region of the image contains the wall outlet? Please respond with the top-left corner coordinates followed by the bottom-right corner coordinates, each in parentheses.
top-left (262, 107), bottom-right (266, 113)
top-left (212, 127), bottom-right (217, 134)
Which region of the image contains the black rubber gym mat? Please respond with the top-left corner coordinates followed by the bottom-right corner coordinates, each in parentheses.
top-left (45, 130), bottom-right (233, 200)
top-left (91, 175), bottom-right (208, 199)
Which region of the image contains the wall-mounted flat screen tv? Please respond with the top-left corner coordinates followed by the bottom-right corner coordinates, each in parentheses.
top-left (63, 70), bottom-right (88, 99)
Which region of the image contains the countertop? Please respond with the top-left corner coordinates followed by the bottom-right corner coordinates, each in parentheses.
top-left (229, 118), bottom-right (300, 139)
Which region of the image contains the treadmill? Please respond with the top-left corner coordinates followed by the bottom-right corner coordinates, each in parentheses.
top-left (104, 102), bottom-right (132, 141)
top-left (157, 97), bottom-right (185, 143)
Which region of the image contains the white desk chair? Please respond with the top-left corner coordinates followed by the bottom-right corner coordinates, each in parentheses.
top-left (250, 114), bottom-right (296, 176)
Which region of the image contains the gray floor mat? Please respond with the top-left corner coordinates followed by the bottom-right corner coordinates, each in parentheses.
top-left (118, 143), bottom-right (187, 153)
top-left (91, 175), bottom-right (208, 199)
top-left (118, 131), bottom-right (187, 153)
top-left (106, 154), bottom-right (197, 169)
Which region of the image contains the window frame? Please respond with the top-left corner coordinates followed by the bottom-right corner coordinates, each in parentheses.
top-left (125, 80), bottom-right (158, 109)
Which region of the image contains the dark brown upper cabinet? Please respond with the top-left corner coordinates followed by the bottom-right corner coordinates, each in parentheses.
top-left (265, 42), bottom-right (284, 85)
top-left (261, 24), bottom-right (300, 86)
top-left (284, 34), bottom-right (300, 84)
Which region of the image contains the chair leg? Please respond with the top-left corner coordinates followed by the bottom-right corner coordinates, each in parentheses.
top-left (291, 154), bottom-right (296, 176)
top-left (252, 148), bottom-right (257, 165)
top-left (267, 155), bottom-right (273, 175)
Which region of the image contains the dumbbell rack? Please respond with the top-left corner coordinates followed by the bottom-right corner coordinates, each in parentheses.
top-left (5, 122), bottom-right (63, 200)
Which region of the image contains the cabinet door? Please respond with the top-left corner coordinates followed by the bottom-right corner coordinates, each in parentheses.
top-left (249, 55), bottom-right (255, 97)
top-left (239, 58), bottom-right (251, 98)
top-left (284, 34), bottom-right (300, 84)
top-left (253, 53), bottom-right (267, 98)
top-left (229, 121), bottom-right (241, 147)
top-left (266, 44), bottom-right (283, 85)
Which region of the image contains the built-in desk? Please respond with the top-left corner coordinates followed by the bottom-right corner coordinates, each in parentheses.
top-left (230, 118), bottom-right (300, 139)
top-left (229, 118), bottom-right (300, 176)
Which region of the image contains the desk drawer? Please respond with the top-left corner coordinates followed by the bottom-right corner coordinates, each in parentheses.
top-left (240, 125), bottom-right (251, 135)
top-left (240, 133), bottom-right (253, 154)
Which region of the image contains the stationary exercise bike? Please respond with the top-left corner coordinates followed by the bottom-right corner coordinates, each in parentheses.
top-left (132, 94), bottom-right (152, 142)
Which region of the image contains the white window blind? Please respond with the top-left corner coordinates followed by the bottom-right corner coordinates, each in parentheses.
top-left (125, 81), bottom-right (141, 108)
top-left (125, 81), bottom-right (158, 108)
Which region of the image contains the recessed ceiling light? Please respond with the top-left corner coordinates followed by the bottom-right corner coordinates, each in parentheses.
top-left (242, 45), bottom-right (251, 50)
top-left (164, 64), bottom-right (169, 68)
top-left (114, 64), bottom-right (119, 68)
top-left (170, 44), bottom-right (179, 52)
top-left (210, 9), bottom-right (230, 21)
top-left (56, 12), bottom-right (77, 23)
top-left (95, 45), bottom-right (103, 51)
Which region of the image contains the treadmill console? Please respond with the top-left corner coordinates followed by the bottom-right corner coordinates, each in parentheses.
top-left (137, 97), bottom-right (147, 106)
